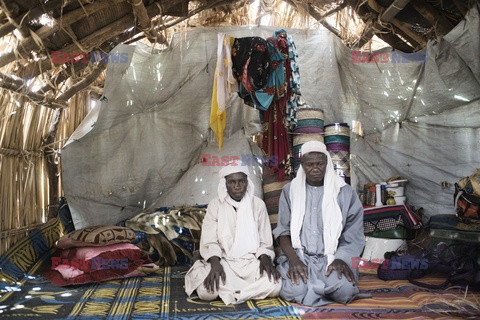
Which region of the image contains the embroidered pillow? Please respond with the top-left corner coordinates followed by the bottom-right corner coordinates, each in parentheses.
top-left (56, 225), bottom-right (136, 249)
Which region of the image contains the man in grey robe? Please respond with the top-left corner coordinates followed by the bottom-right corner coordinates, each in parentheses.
top-left (273, 140), bottom-right (365, 306)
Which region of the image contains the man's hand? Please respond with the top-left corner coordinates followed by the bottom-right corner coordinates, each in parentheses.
top-left (325, 259), bottom-right (354, 282)
top-left (287, 257), bottom-right (308, 285)
top-left (203, 256), bottom-right (226, 293)
top-left (259, 254), bottom-right (280, 282)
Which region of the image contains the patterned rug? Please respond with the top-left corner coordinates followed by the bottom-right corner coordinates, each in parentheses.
top-left (2, 264), bottom-right (479, 319)
top-left (0, 265), bottom-right (301, 319)
top-left (1, 202), bottom-right (479, 319)
top-left (298, 272), bottom-right (480, 319)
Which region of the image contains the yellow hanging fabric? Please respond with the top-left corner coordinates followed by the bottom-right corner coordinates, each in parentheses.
top-left (209, 74), bottom-right (226, 149)
top-left (209, 34), bottom-right (236, 150)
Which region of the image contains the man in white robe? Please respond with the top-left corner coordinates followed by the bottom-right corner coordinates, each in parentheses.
top-left (185, 163), bottom-right (281, 305)
top-left (273, 141), bottom-right (366, 306)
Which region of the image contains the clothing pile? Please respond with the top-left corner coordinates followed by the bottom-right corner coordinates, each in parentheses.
top-left (211, 30), bottom-right (307, 180)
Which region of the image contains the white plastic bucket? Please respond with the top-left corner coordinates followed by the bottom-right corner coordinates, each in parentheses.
top-left (387, 184), bottom-right (404, 197)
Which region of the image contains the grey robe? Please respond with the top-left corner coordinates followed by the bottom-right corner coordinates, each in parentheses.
top-left (273, 183), bottom-right (365, 306)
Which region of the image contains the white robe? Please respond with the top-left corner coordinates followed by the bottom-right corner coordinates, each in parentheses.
top-left (184, 196), bottom-right (281, 305)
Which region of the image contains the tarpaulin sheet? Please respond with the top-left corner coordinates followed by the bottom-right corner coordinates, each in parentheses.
top-left (62, 4), bottom-right (480, 228)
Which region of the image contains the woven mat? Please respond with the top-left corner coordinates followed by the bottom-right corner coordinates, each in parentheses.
top-left (1, 264), bottom-right (479, 319)
top-left (0, 265), bottom-right (300, 319)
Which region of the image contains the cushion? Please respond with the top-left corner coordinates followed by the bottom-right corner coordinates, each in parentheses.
top-left (363, 204), bottom-right (422, 234)
top-left (43, 243), bottom-right (152, 286)
top-left (124, 205), bottom-right (207, 266)
top-left (56, 225), bottom-right (136, 249)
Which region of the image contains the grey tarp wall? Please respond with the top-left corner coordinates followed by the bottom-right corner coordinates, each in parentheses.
top-left (62, 4), bottom-right (480, 229)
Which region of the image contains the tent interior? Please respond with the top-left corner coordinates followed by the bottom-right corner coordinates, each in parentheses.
top-left (1, 0), bottom-right (480, 319)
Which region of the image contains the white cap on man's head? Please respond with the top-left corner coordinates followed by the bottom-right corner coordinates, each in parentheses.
top-left (218, 161), bottom-right (250, 179)
top-left (301, 140), bottom-right (328, 156)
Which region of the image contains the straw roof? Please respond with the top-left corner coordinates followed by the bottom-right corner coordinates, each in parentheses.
top-left (0, 0), bottom-right (475, 253)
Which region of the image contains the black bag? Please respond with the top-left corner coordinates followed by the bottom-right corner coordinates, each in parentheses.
top-left (377, 251), bottom-right (427, 281)
top-left (408, 242), bottom-right (479, 290)
top-left (378, 243), bottom-right (480, 290)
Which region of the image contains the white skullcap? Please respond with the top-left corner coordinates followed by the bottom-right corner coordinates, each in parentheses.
top-left (301, 140), bottom-right (328, 156)
top-left (218, 161), bottom-right (249, 179)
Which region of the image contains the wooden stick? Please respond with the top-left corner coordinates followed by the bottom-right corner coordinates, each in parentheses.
top-left (127, 0), bottom-right (167, 44)
top-left (0, 72), bottom-right (47, 103)
top-left (380, 0), bottom-right (411, 22)
top-left (355, 0), bottom-right (411, 49)
top-left (0, 0), bottom-right (62, 38)
top-left (410, 1), bottom-right (453, 38)
top-left (0, 0), bottom-right (125, 69)
top-left (369, 0), bottom-right (426, 46)
top-left (10, 0), bottom-right (187, 79)
top-left (305, 3), bottom-right (343, 39)
top-left (0, 147), bottom-right (43, 157)
top-left (451, 0), bottom-right (467, 16)
top-left (38, 60), bottom-right (89, 95)
top-left (52, 63), bottom-right (106, 105)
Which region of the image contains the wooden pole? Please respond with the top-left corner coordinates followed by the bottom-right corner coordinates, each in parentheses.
top-left (366, 0), bottom-right (426, 47)
top-left (127, 0), bottom-right (167, 44)
top-left (0, 0), bottom-right (125, 69)
top-left (410, 1), bottom-right (453, 38)
top-left (354, 0), bottom-right (412, 49)
top-left (52, 63), bottom-right (106, 106)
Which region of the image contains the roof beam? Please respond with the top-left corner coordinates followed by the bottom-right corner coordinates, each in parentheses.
top-left (0, 62), bottom-right (105, 109)
top-left (451, 0), bottom-right (467, 15)
top-left (409, 1), bottom-right (453, 38)
top-left (124, 0), bottom-right (234, 44)
top-left (381, 0), bottom-right (410, 21)
top-left (14, 0), bottom-right (188, 78)
top-left (37, 59), bottom-right (90, 95)
top-left (0, 0), bottom-right (125, 69)
top-left (282, 0), bottom-right (345, 39)
top-left (366, 0), bottom-right (426, 48)
top-left (306, 3), bottom-right (343, 39)
top-left (354, 0), bottom-right (412, 49)
top-left (0, 72), bottom-right (56, 107)
top-left (51, 63), bottom-right (106, 107)
top-left (127, 0), bottom-right (167, 44)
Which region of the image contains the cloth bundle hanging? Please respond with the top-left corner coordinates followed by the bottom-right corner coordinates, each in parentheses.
top-left (228, 30), bottom-right (309, 180)
top-left (231, 36), bottom-right (271, 109)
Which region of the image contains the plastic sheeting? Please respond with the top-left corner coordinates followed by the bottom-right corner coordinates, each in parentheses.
top-left (62, 4), bottom-right (480, 228)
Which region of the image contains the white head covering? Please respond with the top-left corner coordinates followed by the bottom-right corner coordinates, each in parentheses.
top-left (218, 163), bottom-right (259, 258)
top-left (289, 141), bottom-right (346, 267)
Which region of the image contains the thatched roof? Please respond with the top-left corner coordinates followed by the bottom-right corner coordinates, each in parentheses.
top-left (0, 0), bottom-right (474, 107)
top-left (0, 0), bottom-right (476, 253)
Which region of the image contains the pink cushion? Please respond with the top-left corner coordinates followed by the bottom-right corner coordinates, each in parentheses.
top-left (44, 243), bottom-right (151, 286)
top-left (59, 243), bottom-right (140, 260)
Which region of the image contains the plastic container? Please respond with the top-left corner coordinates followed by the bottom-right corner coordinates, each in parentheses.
top-left (386, 184), bottom-right (404, 197)
top-left (375, 184), bottom-right (383, 207)
top-left (394, 195), bottom-right (407, 205)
